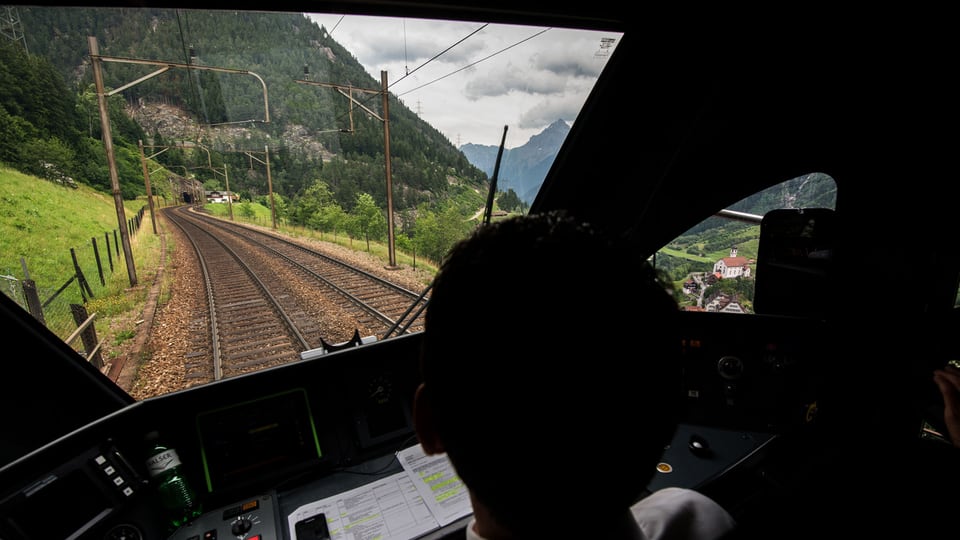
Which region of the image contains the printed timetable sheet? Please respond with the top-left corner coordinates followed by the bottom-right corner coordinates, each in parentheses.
top-left (287, 445), bottom-right (473, 540)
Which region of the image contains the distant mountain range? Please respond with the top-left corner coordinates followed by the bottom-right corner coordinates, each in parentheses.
top-left (459, 119), bottom-right (569, 204)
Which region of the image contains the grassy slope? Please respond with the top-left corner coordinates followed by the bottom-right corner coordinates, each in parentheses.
top-left (0, 165), bottom-right (166, 351)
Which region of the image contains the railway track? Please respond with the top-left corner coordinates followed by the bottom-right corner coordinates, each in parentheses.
top-left (162, 206), bottom-right (429, 384)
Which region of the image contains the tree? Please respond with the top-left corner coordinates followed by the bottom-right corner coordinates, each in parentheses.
top-left (412, 208), bottom-right (440, 262)
top-left (435, 203), bottom-right (475, 261)
top-left (498, 189), bottom-right (524, 213)
top-left (351, 192), bottom-right (386, 251)
top-left (411, 201), bottom-right (475, 264)
top-left (258, 193), bottom-right (287, 223)
top-left (394, 233), bottom-right (413, 258)
top-left (310, 204), bottom-right (348, 239)
top-left (0, 107), bottom-right (34, 167)
top-left (291, 181), bottom-right (336, 226)
top-left (20, 137), bottom-right (76, 183)
top-left (238, 202), bottom-right (257, 219)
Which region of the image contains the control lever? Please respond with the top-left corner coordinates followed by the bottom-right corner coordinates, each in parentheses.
top-left (688, 434), bottom-right (713, 458)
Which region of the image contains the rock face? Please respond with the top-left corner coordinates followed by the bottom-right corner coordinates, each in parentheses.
top-left (129, 102), bottom-right (336, 161)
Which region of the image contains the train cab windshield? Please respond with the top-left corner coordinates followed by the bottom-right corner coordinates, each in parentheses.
top-left (1, 2), bottom-right (958, 540)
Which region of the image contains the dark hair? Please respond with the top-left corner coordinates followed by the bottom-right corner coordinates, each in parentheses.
top-left (419, 210), bottom-right (682, 535)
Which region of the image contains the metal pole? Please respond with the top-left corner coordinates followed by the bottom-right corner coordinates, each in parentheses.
top-left (381, 70), bottom-right (397, 269)
top-left (224, 163), bottom-right (233, 221)
top-left (265, 145), bottom-right (277, 229)
top-left (138, 140), bottom-right (158, 234)
top-left (294, 75), bottom-right (395, 266)
top-left (89, 36), bottom-right (137, 286)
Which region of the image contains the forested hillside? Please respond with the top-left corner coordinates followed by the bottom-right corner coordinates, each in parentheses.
top-left (2, 6), bottom-right (494, 262)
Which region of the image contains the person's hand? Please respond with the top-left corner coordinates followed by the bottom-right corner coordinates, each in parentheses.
top-left (932, 360), bottom-right (960, 448)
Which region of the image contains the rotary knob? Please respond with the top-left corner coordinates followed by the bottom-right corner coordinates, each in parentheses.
top-left (231, 517), bottom-right (253, 536)
top-left (104, 524), bottom-right (143, 540)
top-left (717, 355), bottom-right (744, 380)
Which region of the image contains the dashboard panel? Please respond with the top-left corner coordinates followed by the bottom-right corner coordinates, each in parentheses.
top-left (0, 312), bottom-right (828, 540)
top-left (677, 311), bottom-right (828, 432)
top-left (0, 333), bottom-right (424, 540)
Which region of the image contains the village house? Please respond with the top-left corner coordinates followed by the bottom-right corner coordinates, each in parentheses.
top-left (704, 293), bottom-right (746, 313)
top-left (205, 190), bottom-right (237, 204)
top-left (713, 246), bottom-right (752, 279)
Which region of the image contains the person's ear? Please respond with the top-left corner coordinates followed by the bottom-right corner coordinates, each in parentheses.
top-left (413, 383), bottom-right (445, 455)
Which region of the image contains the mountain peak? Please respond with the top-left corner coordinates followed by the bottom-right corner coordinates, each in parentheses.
top-left (526, 119), bottom-right (570, 148)
top-left (459, 119), bottom-right (570, 204)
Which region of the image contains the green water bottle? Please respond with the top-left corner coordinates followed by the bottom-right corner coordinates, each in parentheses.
top-left (144, 431), bottom-right (203, 529)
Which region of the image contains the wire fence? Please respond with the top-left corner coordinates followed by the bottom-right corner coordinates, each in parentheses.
top-left (2, 205), bottom-right (150, 359)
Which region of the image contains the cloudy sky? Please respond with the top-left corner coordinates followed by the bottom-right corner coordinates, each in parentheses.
top-left (306, 13), bottom-right (621, 149)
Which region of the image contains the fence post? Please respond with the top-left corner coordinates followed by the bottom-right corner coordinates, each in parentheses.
top-left (70, 247), bottom-right (94, 301)
top-left (92, 237), bottom-right (105, 286)
top-left (21, 279), bottom-right (45, 325)
top-left (70, 304), bottom-right (104, 369)
top-left (105, 232), bottom-right (114, 272)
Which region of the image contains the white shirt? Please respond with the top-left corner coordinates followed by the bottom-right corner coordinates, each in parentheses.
top-left (630, 487), bottom-right (736, 539)
top-left (464, 487), bottom-right (736, 540)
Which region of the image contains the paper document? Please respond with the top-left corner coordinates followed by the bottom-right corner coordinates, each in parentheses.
top-left (396, 445), bottom-right (473, 526)
top-left (288, 445), bottom-right (472, 540)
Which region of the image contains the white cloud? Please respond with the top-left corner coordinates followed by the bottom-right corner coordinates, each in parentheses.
top-left (307, 13), bottom-right (620, 148)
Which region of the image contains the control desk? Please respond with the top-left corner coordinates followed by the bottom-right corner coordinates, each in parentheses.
top-left (1, 317), bottom-right (797, 540)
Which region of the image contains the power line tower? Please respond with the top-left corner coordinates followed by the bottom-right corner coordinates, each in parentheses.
top-left (0, 6), bottom-right (28, 53)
